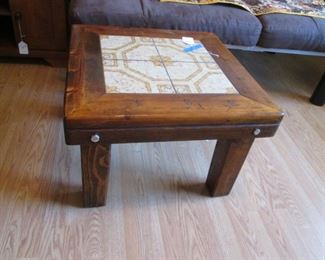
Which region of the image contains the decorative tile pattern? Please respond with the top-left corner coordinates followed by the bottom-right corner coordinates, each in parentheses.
top-left (153, 38), bottom-right (216, 63)
top-left (165, 62), bottom-right (237, 94)
top-left (103, 60), bottom-right (174, 94)
top-left (101, 36), bottom-right (157, 61)
top-left (100, 35), bottom-right (238, 94)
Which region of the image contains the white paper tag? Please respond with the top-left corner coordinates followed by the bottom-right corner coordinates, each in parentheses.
top-left (182, 36), bottom-right (195, 45)
top-left (18, 41), bottom-right (29, 55)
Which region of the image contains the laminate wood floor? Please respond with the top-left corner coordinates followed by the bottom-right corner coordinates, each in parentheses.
top-left (0, 52), bottom-right (324, 260)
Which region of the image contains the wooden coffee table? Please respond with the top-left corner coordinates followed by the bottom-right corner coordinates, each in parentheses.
top-left (64, 25), bottom-right (283, 207)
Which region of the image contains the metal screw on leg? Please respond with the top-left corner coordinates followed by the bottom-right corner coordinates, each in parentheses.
top-left (91, 134), bottom-right (100, 143)
top-left (253, 128), bottom-right (261, 136)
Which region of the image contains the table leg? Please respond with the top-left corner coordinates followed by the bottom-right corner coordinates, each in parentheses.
top-left (205, 138), bottom-right (254, 196)
top-left (310, 73), bottom-right (325, 106)
top-left (80, 143), bottom-right (111, 207)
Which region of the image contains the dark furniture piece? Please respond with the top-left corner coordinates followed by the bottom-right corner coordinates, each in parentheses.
top-left (310, 73), bottom-right (325, 106)
top-left (0, 0), bottom-right (68, 66)
top-left (64, 25), bottom-right (283, 207)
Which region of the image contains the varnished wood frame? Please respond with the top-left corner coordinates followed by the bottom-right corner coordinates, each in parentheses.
top-left (65, 123), bottom-right (280, 145)
top-left (64, 25), bottom-right (284, 207)
top-left (64, 25), bottom-right (283, 137)
top-left (81, 143), bottom-right (111, 207)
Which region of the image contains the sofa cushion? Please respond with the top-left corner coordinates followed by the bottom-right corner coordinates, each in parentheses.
top-left (69, 0), bottom-right (147, 27)
top-left (141, 1), bottom-right (262, 46)
top-left (69, 0), bottom-right (262, 46)
top-left (258, 14), bottom-right (325, 51)
top-left (313, 18), bottom-right (325, 52)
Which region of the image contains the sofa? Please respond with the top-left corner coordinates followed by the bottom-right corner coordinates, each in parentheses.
top-left (69, 0), bottom-right (325, 54)
top-left (69, 0), bottom-right (325, 105)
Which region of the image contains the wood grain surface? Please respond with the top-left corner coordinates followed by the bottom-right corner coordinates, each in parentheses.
top-left (1, 0), bottom-right (67, 65)
top-left (65, 123), bottom-right (280, 145)
top-left (64, 25), bottom-right (283, 130)
top-left (81, 144), bottom-right (111, 207)
top-left (206, 138), bottom-right (255, 196)
top-left (0, 51), bottom-right (324, 259)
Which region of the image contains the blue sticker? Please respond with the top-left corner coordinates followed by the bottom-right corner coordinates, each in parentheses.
top-left (184, 43), bottom-right (203, 53)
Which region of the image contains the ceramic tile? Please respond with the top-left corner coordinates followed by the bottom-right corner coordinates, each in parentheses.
top-left (103, 60), bottom-right (174, 94)
top-left (153, 38), bottom-right (215, 63)
top-left (165, 62), bottom-right (238, 94)
top-left (100, 35), bottom-right (238, 94)
top-left (100, 35), bottom-right (159, 61)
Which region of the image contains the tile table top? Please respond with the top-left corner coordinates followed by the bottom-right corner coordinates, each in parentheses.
top-left (65, 25), bottom-right (283, 131)
top-left (100, 35), bottom-right (238, 94)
